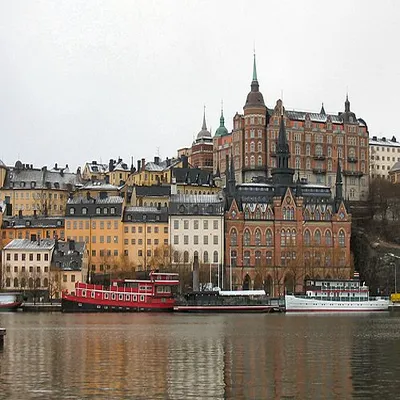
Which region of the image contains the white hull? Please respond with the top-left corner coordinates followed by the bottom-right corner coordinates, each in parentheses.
top-left (285, 295), bottom-right (390, 312)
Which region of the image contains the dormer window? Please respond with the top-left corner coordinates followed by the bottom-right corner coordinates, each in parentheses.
top-left (57, 220), bottom-right (62, 226)
top-left (26, 220), bottom-right (31, 227)
top-left (70, 207), bottom-right (75, 215)
top-left (20, 182), bottom-right (26, 188)
top-left (82, 207), bottom-right (88, 215)
top-left (110, 207), bottom-right (115, 215)
top-left (103, 208), bottom-right (108, 215)
top-left (31, 181), bottom-right (36, 188)
top-left (54, 182), bottom-right (60, 189)
top-left (96, 207), bottom-right (101, 214)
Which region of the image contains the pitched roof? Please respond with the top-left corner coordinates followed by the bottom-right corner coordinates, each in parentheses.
top-left (4, 238), bottom-right (55, 250)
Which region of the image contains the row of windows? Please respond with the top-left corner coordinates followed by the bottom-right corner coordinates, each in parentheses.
top-left (4, 277), bottom-right (50, 288)
top-left (173, 235), bottom-right (219, 246)
top-left (69, 206), bottom-right (117, 215)
top-left (6, 253), bottom-right (49, 262)
top-left (5, 265), bottom-right (48, 273)
top-left (13, 192), bottom-right (64, 200)
top-left (229, 250), bottom-right (346, 267)
top-left (371, 146), bottom-right (400, 152)
top-left (66, 220), bottom-right (119, 230)
top-left (173, 220), bottom-right (219, 230)
top-left (172, 250), bottom-right (219, 264)
top-left (230, 229), bottom-right (346, 247)
top-left (371, 155), bottom-right (400, 162)
top-left (14, 204), bottom-right (64, 211)
top-left (3, 230), bottom-right (65, 240)
top-left (123, 238), bottom-right (168, 246)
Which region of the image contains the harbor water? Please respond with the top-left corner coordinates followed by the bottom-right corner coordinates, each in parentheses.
top-left (1, 312), bottom-right (400, 399)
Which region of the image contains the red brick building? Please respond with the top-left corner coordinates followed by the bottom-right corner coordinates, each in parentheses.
top-left (190, 110), bottom-right (213, 173)
top-left (223, 115), bottom-right (352, 296)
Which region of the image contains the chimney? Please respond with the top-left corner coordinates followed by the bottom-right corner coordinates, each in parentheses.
top-left (137, 160), bottom-right (141, 172)
top-left (37, 234), bottom-right (41, 246)
top-left (69, 239), bottom-right (75, 251)
top-left (55, 163), bottom-right (58, 170)
top-left (109, 159), bottom-right (115, 172)
top-left (154, 156), bottom-right (160, 165)
top-left (18, 210), bottom-right (23, 219)
top-left (33, 209), bottom-right (37, 218)
top-left (166, 157), bottom-right (171, 167)
top-left (92, 160), bottom-right (97, 165)
top-left (141, 158), bottom-right (145, 171)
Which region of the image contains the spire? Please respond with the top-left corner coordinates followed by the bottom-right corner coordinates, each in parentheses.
top-left (202, 105), bottom-right (207, 130)
top-left (320, 102), bottom-right (326, 115)
top-left (296, 170), bottom-right (303, 197)
top-left (277, 112), bottom-right (289, 153)
top-left (335, 161), bottom-right (343, 208)
top-left (252, 52), bottom-right (258, 82)
top-left (215, 101), bottom-right (228, 137)
top-left (345, 93), bottom-right (350, 113)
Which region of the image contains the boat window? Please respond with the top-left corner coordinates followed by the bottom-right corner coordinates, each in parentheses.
top-left (125, 294), bottom-right (130, 301)
top-left (91, 291), bottom-right (95, 298)
top-left (82, 290), bottom-right (86, 297)
top-left (112, 293), bottom-right (116, 300)
top-left (104, 293), bottom-right (109, 299)
top-left (133, 295), bottom-right (137, 302)
top-left (119, 294), bottom-right (123, 301)
top-left (140, 295), bottom-right (145, 302)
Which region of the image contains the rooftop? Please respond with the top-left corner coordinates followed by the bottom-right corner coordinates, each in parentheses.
top-left (4, 238), bottom-right (55, 251)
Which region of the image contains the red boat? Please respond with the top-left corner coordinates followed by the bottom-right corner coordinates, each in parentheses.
top-left (61, 271), bottom-right (179, 312)
top-left (0, 293), bottom-right (23, 311)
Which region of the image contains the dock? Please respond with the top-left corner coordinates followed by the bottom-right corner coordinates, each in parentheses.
top-left (21, 303), bottom-right (61, 312)
top-left (0, 328), bottom-right (6, 347)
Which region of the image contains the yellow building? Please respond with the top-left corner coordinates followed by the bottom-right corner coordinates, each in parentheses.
top-left (107, 158), bottom-right (132, 186)
top-left (1, 215), bottom-right (65, 248)
top-left (389, 161), bottom-right (400, 184)
top-left (122, 206), bottom-right (170, 271)
top-left (81, 161), bottom-right (108, 181)
top-left (0, 161), bottom-right (82, 217)
top-left (75, 181), bottom-right (120, 200)
top-left (65, 195), bottom-right (124, 273)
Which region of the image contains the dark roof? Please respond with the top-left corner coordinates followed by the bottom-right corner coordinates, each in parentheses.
top-left (123, 206), bottom-right (168, 222)
top-left (172, 168), bottom-right (214, 186)
top-left (134, 185), bottom-right (171, 197)
top-left (66, 196), bottom-right (123, 218)
top-left (52, 240), bottom-right (85, 271)
top-left (169, 194), bottom-right (224, 216)
top-left (2, 216), bottom-right (64, 229)
top-left (3, 164), bottom-right (83, 190)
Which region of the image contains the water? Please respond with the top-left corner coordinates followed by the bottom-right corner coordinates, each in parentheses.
top-left (1, 312), bottom-right (400, 399)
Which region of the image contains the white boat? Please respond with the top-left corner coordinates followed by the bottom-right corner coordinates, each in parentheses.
top-left (285, 279), bottom-right (390, 312)
top-left (0, 293), bottom-right (23, 311)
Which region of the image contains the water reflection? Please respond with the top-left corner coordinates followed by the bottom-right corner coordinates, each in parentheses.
top-left (1, 312), bottom-right (400, 399)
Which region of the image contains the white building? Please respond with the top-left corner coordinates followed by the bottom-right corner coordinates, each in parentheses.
top-left (169, 194), bottom-right (224, 286)
top-left (369, 136), bottom-right (400, 180)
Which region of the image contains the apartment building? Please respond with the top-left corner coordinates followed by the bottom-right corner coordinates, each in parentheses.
top-left (369, 136), bottom-right (400, 180)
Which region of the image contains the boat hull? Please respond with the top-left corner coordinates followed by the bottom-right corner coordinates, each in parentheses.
top-left (0, 301), bottom-right (23, 311)
top-left (173, 305), bottom-right (281, 313)
top-left (61, 295), bottom-right (175, 313)
top-left (285, 295), bottom-right (390, 312)
top-left (0, 294), bottom-right (23, 311)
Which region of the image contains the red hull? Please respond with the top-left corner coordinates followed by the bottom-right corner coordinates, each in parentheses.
top-left (0, 302), bottom-right (22, 311)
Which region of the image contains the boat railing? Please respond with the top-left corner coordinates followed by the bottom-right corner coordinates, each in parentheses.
top-left (290, 294), bottom-right (388, 302)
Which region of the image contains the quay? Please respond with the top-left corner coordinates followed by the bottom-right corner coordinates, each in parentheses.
top-left (0, 328), bottom-right (6, 347)
top-left (22, 303), bottom-right (61, 312)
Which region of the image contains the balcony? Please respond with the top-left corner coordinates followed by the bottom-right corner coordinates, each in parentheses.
top-left (312, 168), bottom-right (327, 175)
top-left (343, 170), bottom-right (363, 177)
top-left (313, 154), bottom-right (326, 161)
top-left (347, 156), bottom-right (358, 163)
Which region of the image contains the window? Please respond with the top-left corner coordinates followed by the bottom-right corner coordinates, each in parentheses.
top-left (184, 236), bottom-right (188, 245)
top-left (281, 230), bottom-right (286, 246)
top-left (194, 220), bottom-right (199, 230)
top-left (266, 230), bottom-right (273, 246)
top-left (184, 220), bottom-right (189, 229)
top-left (231, 250), bottom-right (237, 267)
top-left (213, 220), bottom-right (218, 230)
top-left (213, 251), bottom-right (218, 263)
top-left (304, 230), bottom-right (311, 246)
top-left (231, 229), bottom-right (237, 246)
top-left (183, 251), bottom-right (189, 263)
top-left (244, 251), bottom-right (250, 267)
top-left (255, 251), bottom-right (261, 267)
top-left (244, 230), bottom-right (251, 246)
top-left (37, 254), bottom-right (41, 261)
top-left (174, 235), bottom-right (179, 245)
top-left (203, 220), bottom-right (208, 229)
top-left (194, 235), bottom-right (199, 245)
top-left (314, 230), bottom-right (321, 245)
top-left (339, 230), bottom-right (346, 247)
top-left (255, 230), bottom-right (261, 246)
top-left (203, 251), bottom-right (209, 263)
top-left (203, 235), bottom-right (208, 245)
top-left (325, 230), bottom-right (332, 246)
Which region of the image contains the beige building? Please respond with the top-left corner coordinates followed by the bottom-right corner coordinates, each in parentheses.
top-left (81, 161), bottom-right (108, 181)
top-left (169, 194), bottom-right (225, 286)
top-left (1, 238), bottom-right (55, 297)
top-left (369, 136), bottom-right (400, 180)
top-left (0, 161), bottom-right (82, 217)
top-left (389, 162), bottom-right (400, 184)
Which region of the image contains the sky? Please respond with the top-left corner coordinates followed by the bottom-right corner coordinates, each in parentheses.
top-left (1, 0), bottom-right (400, 171)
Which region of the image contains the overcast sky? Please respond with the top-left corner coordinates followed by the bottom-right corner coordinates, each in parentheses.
top-left (1, 1), bottom-right (399, 171)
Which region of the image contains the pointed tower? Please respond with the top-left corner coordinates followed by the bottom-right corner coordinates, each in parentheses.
top-left (242, 53), bottom-right (268, 183)
top-left (320, 103), bottom-right (326, 115)
top-left (296, 170), bottom-right (303, 197)
top-left (345, 94), bottom-right (350, 113)
top-left (335, 160), bottom-right (343, 210)
top-left (215, 105), bottom-right (229, 137)
top-left (271, 111), bottom-right (295, 186)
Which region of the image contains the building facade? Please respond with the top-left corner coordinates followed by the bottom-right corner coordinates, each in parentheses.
top-left (217, 56), bottom-right (369, 201)
top-left (169, 194), bottom-right (224, 287)
top-left (369, 136), bottom-right (400, 180)
top-left (224, 114), bottom-right (352, 295)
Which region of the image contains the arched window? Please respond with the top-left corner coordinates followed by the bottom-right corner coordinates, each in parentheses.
top-left (230, 229), bottom-right (238, 246)
top-left (213, 251), bottom-right (218, 263)
top-left (173, 251), bottom-right (179, 263)
top-left (250, 155), bottom-right (255, 166)
top-left (315, 144), bottom-right (323, 156)
top-left (295, 157), bottom-right (301, 169)
top-left (338, 147), bottom-right (343, 159)
top-left (245, 142), bottom-right (248, 152)
top-left (327, 146), bottom-right (332, 157)
top-left (258, 141), bottom-right (262, 152)
top-left (306, 158), bottom-right (311, 170)
top-left (325, 230), bottom-right (332, 246)
top-left (349, 147), bottom-right (355, 157)
top-left (244, 251), bottom-right (251, 266)
top-left (339, 230), bottom-right (346, 247)
top-left (290, 208), bottom-right (294, 220)
top-left (43, 278), bottom-right (49, 287)
top-left (327, 160), bottom-right (333, 171)
top-left (281, 230), bottom-right (286, 247)
top-left (250, 141), bottom-right (255, 152)
top-left (286, 229), bottom-right (291, 245)
top-left (244, 230), bottom-right (251, 246)
top-left (266, 251), bottom-right (272, 266)
top-left (258, 155), bottom-right (262, 166)
top-left (245, 156), bottom-right (248, 166)
top-left (183, 251), bottom-right (189, 263)
top-left (283, 207), bottom-right (287, 220)
top-left (266, 229), bottom-right (273, 246)
top-left (13, 278), bottom-right (18, 288)
top-left (306, 144), bottom-right (311, 156)
top-left (295, 144), bottom-right (301, 155)
top-left (29, 277), bottom-right (34, 288)
top-left (304, 230), bottom-right (311, 246)
top-left (350, 188), bottom-right (355, 198)
top-left (315, 210), bottom-right (320, 220)
top-left (35, 278), bottom-right (41, 288)
top-left (255, 251), bottom-right (261, 267)
top-left (291, 229), bottom-right (296, 246)
top-left (203, 251), bottom-right (209, 263)
top-left (315, 230), bottom-right (321, 245)
top-left (255, 230), bottom-right (261, 246)
top-left (21, 278), bottom-right (26, 288)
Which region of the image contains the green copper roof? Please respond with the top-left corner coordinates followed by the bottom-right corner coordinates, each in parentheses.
top-left (252, 53), bottom-right (258, 82)
top-left (215, 109), bottom-right (229, 137)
